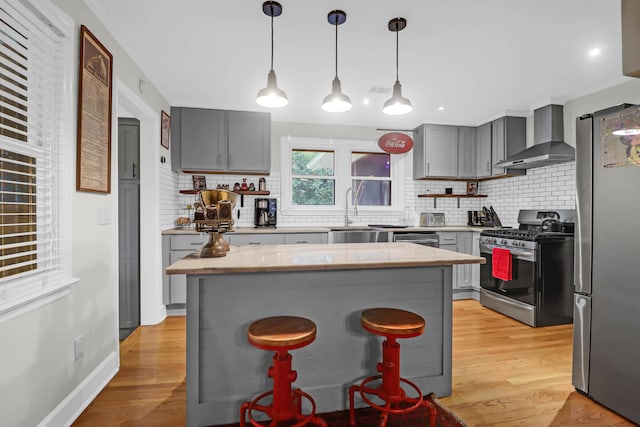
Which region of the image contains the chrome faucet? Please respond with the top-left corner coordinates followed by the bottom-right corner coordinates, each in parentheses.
top-left (344, 187), bottom-right (353, 227)
top-left (344, 185), bottom-right (361, 227)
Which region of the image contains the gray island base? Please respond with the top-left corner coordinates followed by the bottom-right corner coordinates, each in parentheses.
top-left (166, 242), bottom-right (485, 426)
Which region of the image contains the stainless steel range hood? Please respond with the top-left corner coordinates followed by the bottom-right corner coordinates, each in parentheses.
top-left (495, 104), bottom-right (575, 169)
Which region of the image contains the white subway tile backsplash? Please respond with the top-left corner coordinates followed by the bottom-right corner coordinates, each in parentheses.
top-left (161, 161), bottom-right (576, 229)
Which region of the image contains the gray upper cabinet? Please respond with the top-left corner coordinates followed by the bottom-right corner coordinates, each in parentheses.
top-left (490, 116), bottom-right (526, 177)
top-left (227, 110), bottom-right (270, 173)
top-left (178, 107), bottom-right (226, 171)
top-left (476, 122), bottom-right (492, 178)
top-left (457, 126), bottom-right (477, 179)
top-left (413, 124), bottom-right (459, 178)
top-left (171, 107), bottom-right (271, 174)
top-left (414, 124), bottom-right (478, 179)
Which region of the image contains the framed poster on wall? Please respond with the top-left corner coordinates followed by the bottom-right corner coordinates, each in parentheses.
top-left (76, 25), bottom-right (113, 193)
top-left (161, 110), bottom-right (170, 149)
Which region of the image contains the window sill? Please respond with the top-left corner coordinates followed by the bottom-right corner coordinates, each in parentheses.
top-left (0, 276), bottom-right (79, 324)
top-left (280, 207), bottom-right (404, 217)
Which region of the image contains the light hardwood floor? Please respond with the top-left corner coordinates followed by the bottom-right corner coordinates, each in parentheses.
top-left (73, 300), bottom-right (635, 427)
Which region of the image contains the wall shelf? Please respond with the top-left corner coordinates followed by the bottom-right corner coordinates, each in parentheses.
top-left (417, 193), bottom-right (488, 208)
top-left (235, 190), bottom-right (270, 207)
top-left (180, 189), bottom-right (270, 207)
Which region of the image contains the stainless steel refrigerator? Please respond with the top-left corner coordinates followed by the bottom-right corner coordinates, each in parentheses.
top-left (573, 104), bottom-right (640, 424)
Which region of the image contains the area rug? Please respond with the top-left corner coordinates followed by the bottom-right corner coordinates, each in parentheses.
top-left (213, 393), bottom-right (466, 427)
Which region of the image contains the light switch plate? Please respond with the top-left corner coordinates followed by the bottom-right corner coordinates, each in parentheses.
top-left (97, 207), bottom-right (111, 225)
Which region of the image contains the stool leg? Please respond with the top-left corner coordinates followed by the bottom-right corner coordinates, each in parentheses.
top-left (348, 385), bottom-right (358, 426)
top-left (379, 337), bottom-right (402, 401)
top-left (239, 401), bottom-right (247, 427)
top-left (270, 349), bottom-right (297, 416)
top-left (423, 399), bottom-right (437, 427)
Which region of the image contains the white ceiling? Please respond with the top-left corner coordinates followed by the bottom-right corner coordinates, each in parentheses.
top-left (88, 0), bottom-right (631, 128)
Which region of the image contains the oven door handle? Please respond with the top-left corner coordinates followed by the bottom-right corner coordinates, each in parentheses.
top-left (480, 243), bottom-right (535, 259)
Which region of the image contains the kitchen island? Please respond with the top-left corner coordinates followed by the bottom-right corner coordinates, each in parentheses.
top-left (166, 242), bottom-right (485, 426)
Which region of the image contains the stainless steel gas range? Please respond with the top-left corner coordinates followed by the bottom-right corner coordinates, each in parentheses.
top-left (479, 209), bottom-right (576, 327)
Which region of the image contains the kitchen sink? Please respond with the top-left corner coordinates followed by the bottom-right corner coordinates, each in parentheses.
top-left (329, 228), bottom-right (390, 243)
top-left (329, 226), bottom-right (374, 231)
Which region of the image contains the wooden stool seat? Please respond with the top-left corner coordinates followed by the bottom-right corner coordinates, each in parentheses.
top-left (248, 316), bottom-right (316, 350)
top-left (361, 308), bottom-right (425, 338)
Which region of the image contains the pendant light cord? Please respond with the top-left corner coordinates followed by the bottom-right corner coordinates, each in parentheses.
top-left (334, 18), bottom-right (338, 78)
top-left (270, 6), bottom-right (274, 71)
top-left (395, 25), bottom-right (399, 81)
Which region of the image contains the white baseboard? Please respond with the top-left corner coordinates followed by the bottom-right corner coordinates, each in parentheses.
top-left (38, 351), bottom-right (119, 427)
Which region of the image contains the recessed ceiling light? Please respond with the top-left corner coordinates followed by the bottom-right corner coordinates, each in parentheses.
top-left (438, 106), bottom-right (445, 111)
top-left (363, 98), bottom-right (370, 105)
top-left (589, 48), bottom-right (601, 57)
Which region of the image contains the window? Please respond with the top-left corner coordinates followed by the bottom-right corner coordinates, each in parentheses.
top-left (281, 137), bottom-right (404, 215)
top-left (291, 149), bottom-right (335, 206)
top-left (351, 152), bottom-right (391, 207)
top-left (0, 0), bottom-right (74, 322)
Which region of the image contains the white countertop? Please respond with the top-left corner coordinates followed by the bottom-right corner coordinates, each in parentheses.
top-left (165, 241), bottom-right (485, 275)
top-left (162, 225), bottom-right (494, 235)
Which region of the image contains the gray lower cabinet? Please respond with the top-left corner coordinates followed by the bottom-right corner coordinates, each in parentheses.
top-left (455, 232), bottom-right (474, 290)
top-left (226, 233), bottom-right (284, 245)
top-left (171, 107), bottom-right (270, 174)
top-left (437, 232), bottom-right (476, 293)
top-left (472, 232), bottom-right (481, 292)
top-left (437, 232), bottom-right (458, 289)
top-left (283, 233), bottom-right (327, 244)
top-left (490, 116), bottom-right (526, 177)
top-left (162, 233), bottom-right (207, 305)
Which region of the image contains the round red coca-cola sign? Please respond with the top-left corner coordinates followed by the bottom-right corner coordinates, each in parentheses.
top-left (378, 132), bottom-right (414, 154)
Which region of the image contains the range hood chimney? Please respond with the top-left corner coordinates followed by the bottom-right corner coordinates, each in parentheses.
top-left (494, 104), bottom-right (575, 169)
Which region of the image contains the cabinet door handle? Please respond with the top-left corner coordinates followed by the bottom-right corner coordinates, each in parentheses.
top-left (248, 242), bottom-right (262, 245)
top-left (132, 163), bottom-right (136, 178)
top-left (229, 154), bottom-right (232, 166)
top-left (296, 240), bottom-right (308, 244)
top-left (190, 242), bottom-right (202, 246)
top-left (486, 162), bottom-right (490, 173)
top-left (427, 163), bottom-right (430, 175)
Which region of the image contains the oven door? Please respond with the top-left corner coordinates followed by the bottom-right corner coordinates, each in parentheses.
top-left (479, 242), bottom-right (537, 306)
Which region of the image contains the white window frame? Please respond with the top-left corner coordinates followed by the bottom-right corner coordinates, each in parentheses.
top-left (0, 0), bottom-right (77, 323)
top-left (280, 137), bottom-right (404, 216)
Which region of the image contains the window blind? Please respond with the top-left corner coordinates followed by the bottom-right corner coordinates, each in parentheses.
top-left (0, 0), bottom-right (63, 290)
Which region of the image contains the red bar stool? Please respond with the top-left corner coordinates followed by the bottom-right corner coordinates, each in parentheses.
top-left (240, 316), bottom-right (327, 427)
top-left (348, 308), bottom-right (436, 427)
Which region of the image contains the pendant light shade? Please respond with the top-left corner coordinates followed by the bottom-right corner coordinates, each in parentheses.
top-left (321, 10), bottom-right (352, 113)
top-left (256, 1), bottom-right (288, 108)
top-left (383, 18), bottom-right (412, 116)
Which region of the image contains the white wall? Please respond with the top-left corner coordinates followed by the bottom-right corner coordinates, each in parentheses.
top-left (0, 0), bottom-right (170, 425)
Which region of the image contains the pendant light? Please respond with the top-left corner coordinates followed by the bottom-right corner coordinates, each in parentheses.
top-left (256, 1), bottom-right (288, 108)
top-left (321, 10), bottom-right (352, 113)
top-left (383, 17), bottom-right (413, 115)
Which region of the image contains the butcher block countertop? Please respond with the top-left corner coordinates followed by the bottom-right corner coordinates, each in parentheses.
top-left (165, 241), bottom-right (485, 275)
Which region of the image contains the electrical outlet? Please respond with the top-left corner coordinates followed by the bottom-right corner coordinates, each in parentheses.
top-left (74, 335), bottom-right (84, 361)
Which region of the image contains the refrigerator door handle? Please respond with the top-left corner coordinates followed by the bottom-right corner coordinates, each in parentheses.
top-left (572, 294), bottom-right (591, 393)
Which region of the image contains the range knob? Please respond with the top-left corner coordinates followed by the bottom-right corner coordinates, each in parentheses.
top-left (501, 239), bottom-right (507, 244)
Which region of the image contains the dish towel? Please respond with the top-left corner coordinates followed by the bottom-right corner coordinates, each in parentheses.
top-left (492, 247), bottom-right (513, 281)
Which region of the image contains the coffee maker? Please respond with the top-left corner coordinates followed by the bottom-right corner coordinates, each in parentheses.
top-left (255, 198), bottom-right (277, 227)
